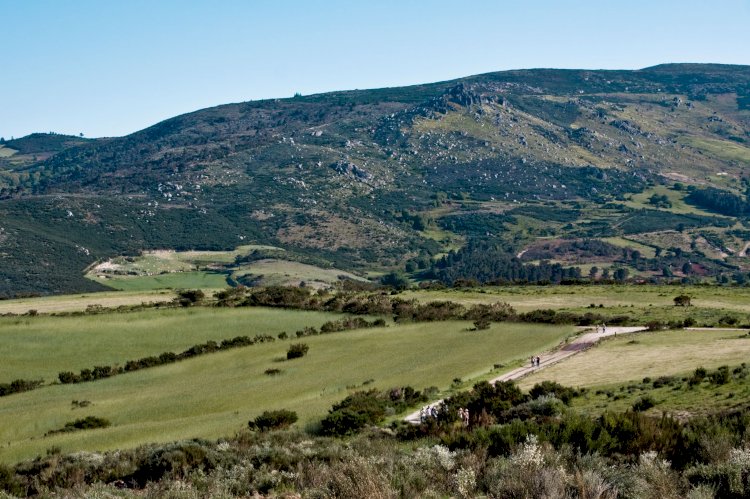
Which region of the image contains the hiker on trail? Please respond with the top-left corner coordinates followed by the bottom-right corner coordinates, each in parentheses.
top-left (420, 408), bottom-right (426, 423)
top-left (531, 356), bottom-right (535, 367)
top-left (535, 356), bottom-right (541, 367)
top-left (462, 408), bottom-right (470, 427)
top-left (602, 323), bottom-right (607, 334)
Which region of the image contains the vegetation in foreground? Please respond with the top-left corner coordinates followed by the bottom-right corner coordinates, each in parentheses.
top-left (2, 372), bottom-right (750, 498)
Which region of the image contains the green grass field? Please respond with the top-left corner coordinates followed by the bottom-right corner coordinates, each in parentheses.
top-left (617, 185), bottom-right (723, 217)
top-left (0, 317), bottom-right (573, 463)
top-left (232, 259), bottom-right (369, 288)
top-left (0, 290), bottom-right (176, 315)
top-left (601, 236), bottom-right (657, 258)
top-left (683, 136), bottom-right (750, 164)
top-left (401, 285), bottom-right (750, 314)
top-left (0, 307), bottom-right (345, 382)
top-left (93, 271), bottom-right (230, 291)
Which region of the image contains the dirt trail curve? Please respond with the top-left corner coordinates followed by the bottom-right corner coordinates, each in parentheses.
top-left (404, 326), bottom-right (647, 424)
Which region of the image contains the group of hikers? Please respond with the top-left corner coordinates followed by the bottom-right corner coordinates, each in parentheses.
top-left (530, 355), bottom-right (541, 367)
top-left (419, 405), bottom-right (439, 422)
top-left (595, 323), bottom-right (607, 334)
top-left (457, 407), bottom-right (470, 427)
top-left (418, 405), bottom-right (470, 427)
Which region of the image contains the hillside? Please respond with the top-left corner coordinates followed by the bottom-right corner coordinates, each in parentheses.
top-left (2, 64), bottom-right (750, 295)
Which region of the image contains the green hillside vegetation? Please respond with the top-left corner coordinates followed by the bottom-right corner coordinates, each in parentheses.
top-left (0, 315), bottom-right (573, 463)
top-left (2, 65), bottom-right (750, 295)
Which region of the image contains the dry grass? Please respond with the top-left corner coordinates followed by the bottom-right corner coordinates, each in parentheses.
top-left (519, 328), bottom-right (750, 389)
top-left (0, 290), bottom-right (175, 314)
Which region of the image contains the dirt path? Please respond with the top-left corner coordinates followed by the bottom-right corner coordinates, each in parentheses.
top-left (403, 326), bottom-right (646, 424)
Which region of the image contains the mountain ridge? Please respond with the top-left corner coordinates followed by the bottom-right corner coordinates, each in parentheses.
top-left (1, 63), bottom-right (750, 295)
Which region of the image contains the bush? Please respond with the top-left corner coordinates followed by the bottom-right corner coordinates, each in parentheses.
top-left (175, 289), bottom-right (205, 307)
top-left (646, 320), bottom-right (665, 331)
top-left (321, 387), bottom-right (428, 436)
top-left (49, 416), bottom-right (112, 434)
top-left (708, 366), bottom-right (731, 385)
top-left (0, 378), bottom-right (44, 396)
top-left (0, 464), bottom-right (23, 497)
top-left (473, 318), bottom-right (491, 330)
top-left (287, 343), bottom-right (309, 360)
top-left (380, 271), bottom-right (410, 290)
top-left (249, 409), bottom-right (298, 431)
top-left (632, 396), bottom-right (656, 412)
top-left (528, 380), bottom-right (579, 405)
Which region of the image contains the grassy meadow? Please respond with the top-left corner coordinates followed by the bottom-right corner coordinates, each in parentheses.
top-left (232, 259), bottom-right (369, 288)
top-left (520, 328), bottom-right (750, 390)
top-left (0, 307), bottom-right (345, 382)
top-left (93, 271), bottom-right (230, 291)
top-left (0, 310), bottom-right (574, 463)
top-left (518, 327), bottom-right (750, 419)
top-left (401, 284), bottom-right (750, 320)
top-left (0, 290), bottom-right (176, 315)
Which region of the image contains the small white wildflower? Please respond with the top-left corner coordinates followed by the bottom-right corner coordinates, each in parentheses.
top-left (639, 450), bottom-right (671, 470)
top-left (455, 467), bottom-right (476, 498)
top-left (729, 447), bottom-right (750, 469)
top-left (414, 445), bottom-right (456, 471)
top-left (513, 435), bottom-right (544, 468)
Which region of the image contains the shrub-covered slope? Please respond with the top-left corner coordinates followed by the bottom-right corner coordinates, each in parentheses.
top-left (2, 64), bottom-right (750, 294)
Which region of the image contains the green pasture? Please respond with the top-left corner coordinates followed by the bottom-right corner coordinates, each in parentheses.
top-left (572, 369), bottom-right (750, 418)
top-left (401, 285), bottom-right (750, 315)
top-left (232, 259), bottom-right (368, 287)
top-left (683, 136), bottom-right (750, 164)
top-left (0, 319), bottom-right (573, 463)
top-left (0, 307), bottom-right (343, 382)
top-left (617, 185), bottom-right (721, 217)
top-left (601, 236), bottom-right (657, 258)
top-left (93, 271), bottom-right (229, 291)
top-left (0, 290), bottom-right (175, 315)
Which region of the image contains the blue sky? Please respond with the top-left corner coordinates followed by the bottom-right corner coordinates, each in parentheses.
top-left (1, 0), bottom-right (748, 139)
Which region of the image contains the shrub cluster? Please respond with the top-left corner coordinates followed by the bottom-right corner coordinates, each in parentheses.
top-left (248, 410), bottom-right (298, 431)
top-left (518, 308), bottom-right (631, 326)
top-left (219, 286), bottom-right (523, 324)
top-left (58, 334), bottom-right (275, 384)
top-left (47, 416), bottom-right (111, 435)
top-left (320, 386), bottom-right (430, 436)
top-left (292, 317), bottom-right (386, 338)
top-left (286, 343), bottom-right (309, 360)
top-left (0, 378), bottom-right (43, 397)
top-left (2, 398), bottom-right (750, 497)
top-left (402, 379), bottom-right (750, 474)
